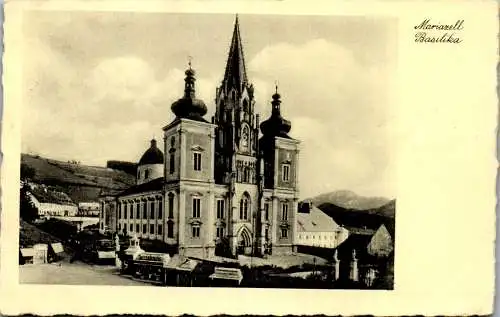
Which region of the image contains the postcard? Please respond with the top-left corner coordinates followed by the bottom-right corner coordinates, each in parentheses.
top-left (0, 0), bottom-right (497, 316)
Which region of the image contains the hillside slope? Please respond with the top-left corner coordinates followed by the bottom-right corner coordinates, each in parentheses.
top-left (19, 220), bottom-right (62, 247)
top-left (317, 199), bottom-right (396, 236)
top-left (21, 154), bottom-right (136, 203)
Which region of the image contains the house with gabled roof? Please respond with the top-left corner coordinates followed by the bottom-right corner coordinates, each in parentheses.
top-left (28, 184), bottom-right (78, 217)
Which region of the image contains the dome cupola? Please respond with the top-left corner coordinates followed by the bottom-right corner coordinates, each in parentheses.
top-left (171, 61), bottom-right (208, 122)
top-left (260, 85), bottom-right (292, 138)
top-left (138, 139), bottom-right (164, 165)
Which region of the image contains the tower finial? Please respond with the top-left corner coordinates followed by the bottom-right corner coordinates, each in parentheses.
top-left (188, 55), bottom-right (193, 69)
top-left (275, 80), bottom-right (278, 94)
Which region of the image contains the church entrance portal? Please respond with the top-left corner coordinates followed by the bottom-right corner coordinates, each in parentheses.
top-left (237, 227), bottom-right (252, 255)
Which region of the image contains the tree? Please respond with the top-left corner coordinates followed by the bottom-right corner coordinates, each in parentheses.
top-left (20, 163), bottom-right (38, 222)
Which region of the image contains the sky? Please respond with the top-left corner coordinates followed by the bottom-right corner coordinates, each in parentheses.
top-left (22, 11), bottom-right (398, 199)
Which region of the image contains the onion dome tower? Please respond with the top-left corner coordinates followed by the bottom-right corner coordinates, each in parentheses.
top-left (137, 138), bottom-right (164, 185)
top-left (260, 85), bottom-right (292, 139)
top-left (171, 62), bottom-right (208, 123)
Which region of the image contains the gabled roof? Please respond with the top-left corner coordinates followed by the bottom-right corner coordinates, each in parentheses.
top-left (117, 177), bottom-right (163, 197)
top-left (297, 206), bottom-right (338, 232)
top-left (29, 185), bottom-right (76, 206)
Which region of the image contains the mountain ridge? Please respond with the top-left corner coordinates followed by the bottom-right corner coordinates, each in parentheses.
top-left (309, 189), bottom-right (391, 211)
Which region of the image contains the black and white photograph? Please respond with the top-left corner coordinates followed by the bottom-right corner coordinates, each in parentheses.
top-left (17, 10), bottom-right (398, 289)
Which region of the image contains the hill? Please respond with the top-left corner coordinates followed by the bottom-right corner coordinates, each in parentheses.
top-left (309, 190), bottom-right (390, 210)
top-left (316, 199), bottom-right (396, 236)
top-left (21, 154), bottom-right (136, 203)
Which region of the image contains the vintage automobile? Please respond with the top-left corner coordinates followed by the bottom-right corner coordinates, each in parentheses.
top-left (82, 238), bottom-right (116, 264)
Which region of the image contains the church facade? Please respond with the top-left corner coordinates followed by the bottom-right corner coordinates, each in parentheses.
top-left (100, 16), bottom-right (301, 259)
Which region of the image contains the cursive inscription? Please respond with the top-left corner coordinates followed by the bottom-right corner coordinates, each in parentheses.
top-left (414, 19), bottom-right (464, 44)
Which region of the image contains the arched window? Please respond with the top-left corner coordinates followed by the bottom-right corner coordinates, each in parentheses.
top-left (243, 99), bottom-right (249, 113)
top-left (243, 167), bottom-right (250, 183)
top-left (168, 193), bottom-right (175, 218)
top-left (169, 152), bottom-right (175, 174)
top-left (167, 221), bottom-right (174, 238)
top-left (239, 193), bottom-right (250, 220)
top-left (219, 129), bottom-right (224, 147)
top-left (241, 125), bottom-right (249, 150)
top-left (144, 169), bottom-right (150, 180)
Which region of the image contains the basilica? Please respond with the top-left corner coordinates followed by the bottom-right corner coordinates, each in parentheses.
top-left (99, 16), bottom-right (301, 259)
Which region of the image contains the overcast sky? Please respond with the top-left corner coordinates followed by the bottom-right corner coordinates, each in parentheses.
top-left (22, 11), bottom-right (397, 199)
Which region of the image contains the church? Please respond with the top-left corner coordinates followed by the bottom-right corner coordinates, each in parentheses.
top-left (99, 16), bottom-right (301, 259)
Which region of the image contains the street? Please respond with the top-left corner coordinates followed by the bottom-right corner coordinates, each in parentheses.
top-left (19, 261), bottom-right (148, 286)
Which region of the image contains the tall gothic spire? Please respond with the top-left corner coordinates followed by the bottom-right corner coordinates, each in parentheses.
top-left (222, 14), bottom-right (248, 93)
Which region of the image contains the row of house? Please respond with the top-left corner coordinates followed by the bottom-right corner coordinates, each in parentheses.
top-left (25, 183), bottom-right (100, 218)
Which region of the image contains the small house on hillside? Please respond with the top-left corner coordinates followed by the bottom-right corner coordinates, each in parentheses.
top-left (28, 184), bottom-right (78, 217)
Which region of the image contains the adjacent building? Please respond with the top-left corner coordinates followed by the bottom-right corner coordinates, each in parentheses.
top-left (100, 16), bottom-right (301, 259)
top-left (28, 184), bottom-right (78, 217)
top-left (78, 202), bottom-right (100, 217)
top-left (296, 205), bottom-right (349, 249)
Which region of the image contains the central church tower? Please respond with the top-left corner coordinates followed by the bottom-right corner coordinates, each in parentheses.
top-left (213, 16), bottom-right (259, 184)
top-left (212, 16), bottom-right (261, 256)
top-left (159, 15), bottom-right (299, 259)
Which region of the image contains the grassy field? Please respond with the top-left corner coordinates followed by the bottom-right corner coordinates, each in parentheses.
top-left (21, 153), bottom-right (136, 203)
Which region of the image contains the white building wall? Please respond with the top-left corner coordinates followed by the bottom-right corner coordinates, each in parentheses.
top-left (137, 164), bottom-right (164, 185)
top-left (30, 195), bottom-right (78, 217)
top-left (296, 227), bottom-right (349, 249)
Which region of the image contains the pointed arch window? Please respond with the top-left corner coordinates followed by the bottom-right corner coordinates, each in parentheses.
top-left (241, 125), bottom-right (249, 150)
top-left (243, 167), bottom-right (250, 183)
top-left (239, 193), bottom-right (250, 220)
top-left (243, 99), bottom-right (249, 113)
